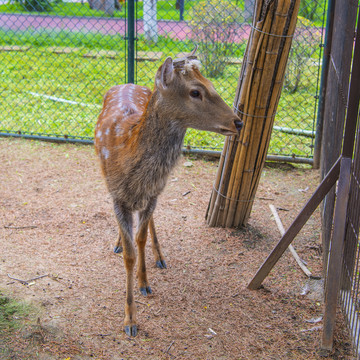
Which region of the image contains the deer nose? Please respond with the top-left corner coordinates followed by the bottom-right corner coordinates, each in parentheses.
top-left (234, 119), bottom-right (243, 132)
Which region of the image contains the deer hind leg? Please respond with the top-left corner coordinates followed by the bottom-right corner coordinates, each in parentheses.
top-left (114, 230), bottom-right (122, 254)
top-left (113, 201), bottom-right (137, 336)
top-left (149, 215), bottom-right (167, 269)
top-left (136, 199), bottom-right (158, 296)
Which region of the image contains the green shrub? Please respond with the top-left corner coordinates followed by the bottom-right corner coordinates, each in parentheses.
top-left (189, 0), bottom-right (243, 78)
top-left (20, 0), bottom-right (53, 12)
top-left (298, 0), bottom-right (324, 22)
top-left (284, 16), bottom-right (321, 94)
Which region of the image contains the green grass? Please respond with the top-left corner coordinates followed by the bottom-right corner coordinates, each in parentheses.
top-left (0, 26), bottom-right (319, 158)
top-left (0, 292), bottom-right (30, 331)
top-left (2, 27), bottom-right (126, 49)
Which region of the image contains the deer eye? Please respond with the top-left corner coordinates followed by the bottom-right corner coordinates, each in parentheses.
top-left (190, 90), bottom-right (201, 99)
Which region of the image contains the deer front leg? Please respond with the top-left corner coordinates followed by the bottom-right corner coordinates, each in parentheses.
top-left (136, 199), bottom-right (158, 296)
top-left (149, 215), bottom-right (167, 269)
top-left (123, 246), bottom-right (137, 336)
top-left (114, 202), bottom-right (137, 336)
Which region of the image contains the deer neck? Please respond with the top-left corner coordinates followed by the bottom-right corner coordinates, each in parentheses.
top-left (140, 92), bottom-right (187, 169)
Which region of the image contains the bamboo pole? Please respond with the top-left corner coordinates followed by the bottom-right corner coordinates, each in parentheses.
top-left (206, 0), bottom-right (300, 228)
top-left (207, 2), bottom-right (273, 227)
top-left (224, 25), bottom-right (272, 227)
top-left (206, 1), bottom-right (269, 226)
top-left (234, 0), bottom-right (291, 225)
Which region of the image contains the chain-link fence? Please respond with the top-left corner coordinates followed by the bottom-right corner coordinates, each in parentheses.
top-left (0, 0), bottom-right (326, 162)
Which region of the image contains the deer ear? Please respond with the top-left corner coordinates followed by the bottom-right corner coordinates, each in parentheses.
top-left (158, 57), bottom-right (174, 90)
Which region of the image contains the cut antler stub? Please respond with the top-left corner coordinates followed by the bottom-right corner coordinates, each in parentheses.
top-left (173, 46), bottom-right (198, 68)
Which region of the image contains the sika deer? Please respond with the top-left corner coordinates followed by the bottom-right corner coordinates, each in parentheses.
top-left (94, 52), bottom-right (242, 337)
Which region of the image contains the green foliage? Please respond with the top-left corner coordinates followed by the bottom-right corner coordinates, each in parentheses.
top-left (284, 16), bottom-right (322, 94)
top-left (189, 0), bottom-right (243, 78)
top-left (20, 0), bottom-right (53, 12)
top-left (298, 0), bottom-right (325, 22)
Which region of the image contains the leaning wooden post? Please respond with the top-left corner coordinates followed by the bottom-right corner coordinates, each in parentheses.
top-left (206, 0), bottom-right (300, 228)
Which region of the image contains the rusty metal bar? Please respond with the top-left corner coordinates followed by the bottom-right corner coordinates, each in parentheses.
top-left (247, 156), bottom-right (341, 290)
top-left (342, 11), bottom-right (360, 159)
top-left (313, 0), bottom-right (336, 169)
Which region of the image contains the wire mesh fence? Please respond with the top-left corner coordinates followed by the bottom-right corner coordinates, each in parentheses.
top-left (341, 108), bottom-right (360, 358)
top-left (318, 0), bottom-right (360, 354)
top-left (0, 0), bottom-right (326, 162)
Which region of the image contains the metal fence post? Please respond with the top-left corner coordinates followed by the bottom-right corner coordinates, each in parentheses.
top-left (127, 0), bottom-right (135, 84)
top-left (313, 0), bottom-right (336, 169)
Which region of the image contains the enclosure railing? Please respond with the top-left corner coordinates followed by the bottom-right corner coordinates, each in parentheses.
top-left (319, 1), bottom-right (360, 354)
top-left (339, 13), bottom-right (360, 355)
top-left (341, 134), bottom-right (360, 356)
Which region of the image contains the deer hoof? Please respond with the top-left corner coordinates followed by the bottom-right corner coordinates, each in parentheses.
top-left (124, 325), bottom-right (137, 337)
top-left (114, 246), bottom-right (123, 254)
top-left (156, 260), bottom-right (167, 269)
top-left (140, 286), bottom-right (152, 296)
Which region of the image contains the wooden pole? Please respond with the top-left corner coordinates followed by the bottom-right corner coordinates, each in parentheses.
top-left (206, 0), bottom-right (301, 228)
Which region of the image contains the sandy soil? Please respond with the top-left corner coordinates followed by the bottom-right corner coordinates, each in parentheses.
top-left (0, 137), bottom-right (352, 359)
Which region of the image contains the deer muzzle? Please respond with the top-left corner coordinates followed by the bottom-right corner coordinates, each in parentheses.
top-left (234, 119), bottom-right (243, 132)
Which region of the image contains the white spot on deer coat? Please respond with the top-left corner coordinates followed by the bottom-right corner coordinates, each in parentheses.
top-left (102, 147), bottom-right (110, 160)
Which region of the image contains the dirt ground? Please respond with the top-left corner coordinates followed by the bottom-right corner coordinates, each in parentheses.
top-left (0, 137), bottom-right (353, 359)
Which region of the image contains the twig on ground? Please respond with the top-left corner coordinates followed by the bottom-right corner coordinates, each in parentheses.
top-left (7, 274), bottom-right (28, 285)
top-left (269, 204), bottom-right (312, 277)
top-left (4, 225), bottom-right (37, 229)
top-left (135, 300), bottom-right (148, 306)
top-left (300, 326), bottom-right (322, 332)
top-left (7, 273), bottom-right (49, 285)
top-left (166, 340), bottom-right (175, 354)
top-left (277, 207), bottom-right (290, 211)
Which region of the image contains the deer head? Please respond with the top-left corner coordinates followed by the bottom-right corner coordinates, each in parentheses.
top-left (154, 51), bottom-right (243, 136)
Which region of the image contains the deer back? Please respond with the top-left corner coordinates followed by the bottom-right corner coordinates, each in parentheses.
top-left (95, 84), bottom-right (151, 166)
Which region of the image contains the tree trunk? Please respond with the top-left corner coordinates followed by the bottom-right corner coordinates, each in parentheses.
top-left (88, 0), bottom-right (115, 15)
top-left (143, 0), bottom-right (158, 43)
